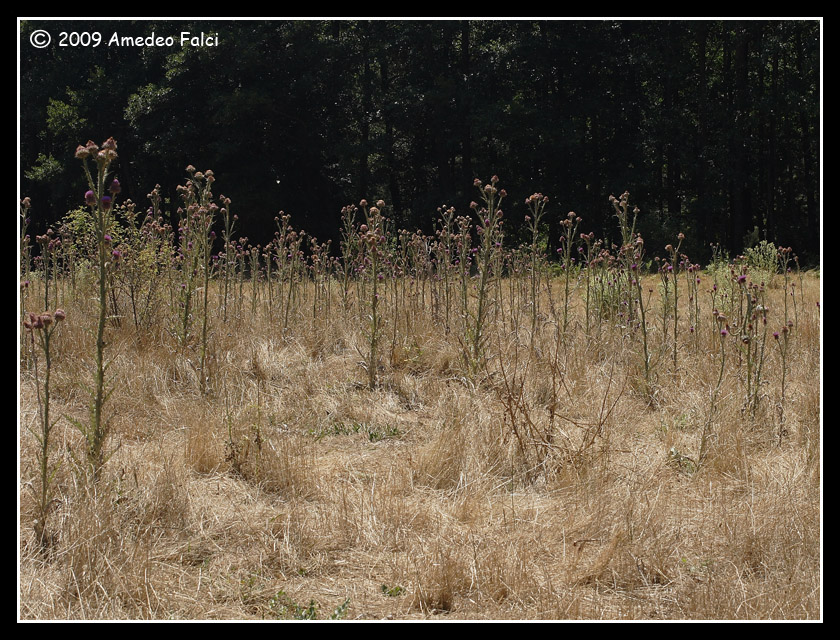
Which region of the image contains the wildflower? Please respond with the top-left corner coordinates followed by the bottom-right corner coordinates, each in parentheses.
top-left (101, 196), bottom-right (112, 211)
top-left (54, 309), bottom-right (66, 321)
top-left (109, 179), bottom-right (121, 194)
top-left (85, 190), bottom-right (97, 206)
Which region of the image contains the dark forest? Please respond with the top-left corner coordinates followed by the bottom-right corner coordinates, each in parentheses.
top-left (20, 19), bottom-right (821, 265)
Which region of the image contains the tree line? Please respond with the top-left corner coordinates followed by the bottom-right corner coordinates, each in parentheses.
top-left (20, 19), bottom-right (820, 265)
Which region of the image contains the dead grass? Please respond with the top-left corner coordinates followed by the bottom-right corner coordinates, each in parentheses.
top-left (19, 272), bottom-right (821, 620)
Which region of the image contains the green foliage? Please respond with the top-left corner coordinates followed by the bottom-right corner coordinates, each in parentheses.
top-left (312, 421), bottom-right (401, 442)
top-left (268, 590), bottom-right (350, 620)
top-left (381, 584), bottom-right (405, 597)
top-left (25, 153), bottom-right (63, 183)
top-left (745, 239), bottom-right (779, 279)
top-left (46, 95), bottom-right (87, 141)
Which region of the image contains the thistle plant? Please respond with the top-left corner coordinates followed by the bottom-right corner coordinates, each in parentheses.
top-left (684, 261), bottom-right (702, 350)
top-left (434, 206), bottom-right (456, 334)
top-left (110, 198), bottom-right (167, 330)
top-left (524, 193), bottom-right (549, 344)
top-left (580, 232), bottom-right (598, 335)
top-left (339, 207), bottom-right (360, 313)
top-left (610, 192), bottom-right (653, 396)
top-left (35, 229), bottom-right (61, 312)
top-left (249, 243), bottom-right (261, 316)
top-left (699, 313), bottom-right (730, 465)
top-left (357, 200), bottom-right (387, 390)
top-left (73, 137), bottom-right (119, 481)
top-left (664, 234), bottom-right (684, 376)
top-left (465, 176), bottom-right (506, 376)
top-left (174, 168), bottom-right (218, 393)
top-left (219, 196), bottom-right (237, 322)
top-left (557, 210), bottom-right (582, 339)
top-left (273, 214), bottom-right (304, 335)
top-left (774, 324), bottom-right (792, 444)
top-left (735, 278), bottom-right (771, 416)
top-left (23, 308), bottom-right (66, 549)
top-left (777, 246), bottom-right (795, 329)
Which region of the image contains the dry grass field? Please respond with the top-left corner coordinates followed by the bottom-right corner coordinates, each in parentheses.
top-left (19, 261), bottom-right (821, 620)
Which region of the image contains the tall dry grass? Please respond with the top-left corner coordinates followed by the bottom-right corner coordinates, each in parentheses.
top-left (19, 265), bottom-right (821, 620)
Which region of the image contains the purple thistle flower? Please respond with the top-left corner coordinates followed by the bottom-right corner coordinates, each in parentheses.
top-left (101, 195), bottom-right (112, 211)
top-left (85, 190), bottom-right (96, 206)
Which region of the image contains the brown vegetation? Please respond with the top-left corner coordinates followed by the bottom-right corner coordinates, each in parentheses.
top-left (19, 270), bottom-right (821, 620)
